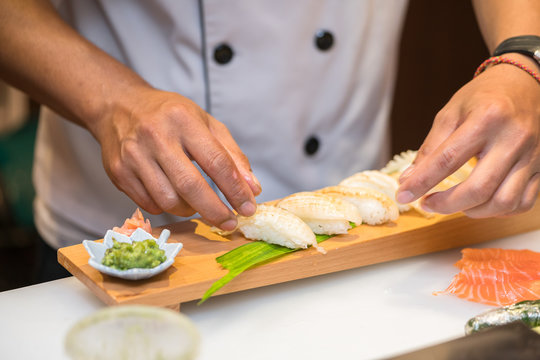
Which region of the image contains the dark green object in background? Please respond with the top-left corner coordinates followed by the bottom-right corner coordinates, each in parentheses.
top-left (0, 115), bottom-right (40, 291)
top-left (0, 117), bottom-right (37, 229)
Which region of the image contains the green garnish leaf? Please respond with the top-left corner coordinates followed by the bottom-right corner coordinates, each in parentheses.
top-left (198, 234), bottom-right (331, 304)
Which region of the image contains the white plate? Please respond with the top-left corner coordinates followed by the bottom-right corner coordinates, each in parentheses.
top-left (83, 228), bottom-right (182, 280)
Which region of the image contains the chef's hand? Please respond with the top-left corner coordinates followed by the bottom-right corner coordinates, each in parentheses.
top-left (396, 56), bottom-right (540, 218)
top-left (93, 86), bottom-right (261, 231)
top-left (0, 0), bottom-right (260, 230)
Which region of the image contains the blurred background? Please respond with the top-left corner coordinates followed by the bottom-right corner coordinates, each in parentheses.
top-left (390, 0), bottom-right (488, 152)
top-left (0, 0), bottom-right (488, 292)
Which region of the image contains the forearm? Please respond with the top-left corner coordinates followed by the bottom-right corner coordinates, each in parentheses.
top-left (472, 0), bottom-right (540, 70)
top-left (0, 0), bottom-right (260, 226)
top-left (472, 0), bottom-right (540, 51)
top-left (0, 0), bottom-right (149, 138)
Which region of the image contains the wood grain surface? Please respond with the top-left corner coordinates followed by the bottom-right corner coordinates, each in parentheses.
top-left (58, 202), bottom-right (540, 309)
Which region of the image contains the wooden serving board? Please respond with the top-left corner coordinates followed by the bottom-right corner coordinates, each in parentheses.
top-left (58, 201), bottom-right (540, 310)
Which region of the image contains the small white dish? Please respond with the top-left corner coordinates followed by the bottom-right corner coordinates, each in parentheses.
top-left (83, 228), bottom-right (182, 280)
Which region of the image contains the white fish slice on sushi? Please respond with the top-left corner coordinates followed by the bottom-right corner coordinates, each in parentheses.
top-left (318, 185), bottom-right (399, 225)
top-left (339, 170), bottom-right (410, 212)
top-left (212, 204), bottom-right (326, 254)
top-left (277, 192), bottom-right (362, 235)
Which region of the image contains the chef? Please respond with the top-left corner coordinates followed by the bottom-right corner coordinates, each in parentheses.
top-left (0, 1), bottom-right (539, 278)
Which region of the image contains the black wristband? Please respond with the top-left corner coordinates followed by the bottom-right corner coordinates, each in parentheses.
top-left (493, 35), bottom-right (540, 67)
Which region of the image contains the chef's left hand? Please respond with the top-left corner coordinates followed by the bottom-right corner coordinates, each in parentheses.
top-left (396, 55), bottom-right (540, 218)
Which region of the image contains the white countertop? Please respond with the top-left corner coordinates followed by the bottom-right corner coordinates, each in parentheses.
top-left (1, 229), bottom-right (539, 360)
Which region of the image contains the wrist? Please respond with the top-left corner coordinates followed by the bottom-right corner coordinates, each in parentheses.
top-left (88, 81), bottom-right (152, 143)
top-left (492, 35), bottom-right (540, 71)
top-left (496, 52), bottom-right (540, 72)
top-left (474, 55), bottom-right (540, 85)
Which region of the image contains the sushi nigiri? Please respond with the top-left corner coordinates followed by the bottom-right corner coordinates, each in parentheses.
top-left (317, 186), bottom-right (399, 225)
top-left (339, 170), bottom-right (409, 213)
top-left (277, 192), bottom-right (362, 235)
top-left (380, 150), bottom-right (418, 175)
top-left (216, 204), bottom-right (325, 253)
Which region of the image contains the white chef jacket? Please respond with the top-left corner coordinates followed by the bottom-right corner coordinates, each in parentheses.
top-left (34, 0), bottom-right (408, 248)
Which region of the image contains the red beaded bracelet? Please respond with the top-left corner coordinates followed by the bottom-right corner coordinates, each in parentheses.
top-left (474, 56), bottom-right (540, 85)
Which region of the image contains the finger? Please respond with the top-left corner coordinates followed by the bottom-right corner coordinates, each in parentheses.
top-left (396, 120), bottom-right (485, 204)
top-left (520, 173), bottom-right (540, 212)
top-left (462, 159), bottom-right (531, 218)
top-left (420, 144), bottom-right (518, 214)
top-left (209, 117), bottom-right (262, 196)
top-left (156, 144), bottom-right (239, 230)
top-left (133, 154), bottom-right (196, 217)
top-left (400, 107), bottom-right (461, 183)
top-left (108, 139), bottom-right (196, 216)
top-left (110, 168), bottom-right (162, 215)
top-left (497, 172), bottom-right (540, 217)
top-left (103, 153), bottom-right (162, 214)
top-left (182, 121), bottom-right (257, 217)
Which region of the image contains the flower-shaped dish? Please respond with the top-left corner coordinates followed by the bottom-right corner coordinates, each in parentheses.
top-left (83, 228), bottom-right (182, 280)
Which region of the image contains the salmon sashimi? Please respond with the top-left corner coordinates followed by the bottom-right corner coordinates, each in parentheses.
top-left (112, 208), bottom-right (152, 236)
top-left (435, 248), bottom-right (540, 307)
top-left (454, 260), bottom-right (540, 279)
top-left (458, 248), bottom-right (540, 264)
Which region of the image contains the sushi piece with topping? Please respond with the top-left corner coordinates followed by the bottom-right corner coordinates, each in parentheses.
top-left (317, 185), bottom-right (398, 225)
top-left (234, 204), bottom-right (325, 253)
top-left (339, 170), bottom-right (409, 213)
top-left (277, 192), bottom-right (362, 235)
top-left (380, 149), bottom-right (418, 175)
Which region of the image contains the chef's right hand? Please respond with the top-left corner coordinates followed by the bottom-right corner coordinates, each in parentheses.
top-left (92, 86), bottom-right (261, 231)
top-left (0, 0), bottom-right (259, 230)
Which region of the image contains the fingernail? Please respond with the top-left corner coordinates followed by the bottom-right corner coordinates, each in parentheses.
top-left (250, 173), bottom-right (262, 193)
top-left (396, 190), bottom-right (415, 204)
top-left (243, 172), bottom-right (262, 195)
top-left (399, 165), bottom-right (415, 183)
top-left (239, 201), bottom-right (257, 216)
top-left (220, 218), bottom-right (237, 231)
top-left (421, 202), bottom-right (434, 213)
